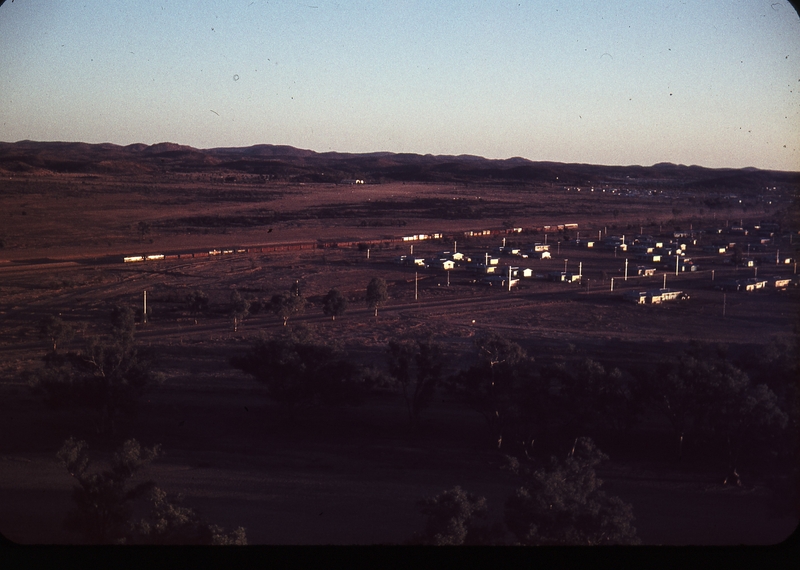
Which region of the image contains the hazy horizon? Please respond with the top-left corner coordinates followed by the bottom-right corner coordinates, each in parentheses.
top-left (1, 1), bottom-right (798, 171)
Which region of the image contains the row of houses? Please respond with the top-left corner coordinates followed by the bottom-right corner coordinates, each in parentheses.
top-left (623, 288), bottom-right (689, 304)
top-left (714, 276), bottom-right (795, 292)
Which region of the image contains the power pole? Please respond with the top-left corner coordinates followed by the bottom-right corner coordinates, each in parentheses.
top-left (610, 277), bottom-right (614, 292)
top-left (415, 272), bottom-right (418, 300)
top-left (367, 248), bottom-right (370, 260)
top-left (675, 254), bottom-right (679, 276)
top-left (624, 258), bottom-right (628, 281)
top-left (564, 258), bottom-right (568, 273)
top-left (663, 273), bottom-right (667, 288)
top-left (578, 261), bottom-right (582, 277)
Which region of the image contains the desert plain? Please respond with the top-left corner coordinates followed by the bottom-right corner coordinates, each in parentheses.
top-left (0, 144), bottom-right (798, 546)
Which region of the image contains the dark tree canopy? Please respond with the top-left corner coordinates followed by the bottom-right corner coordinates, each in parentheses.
top-left (38, 314), bottom-right (74, 352)
top-left (229, 290), bottom-right (250, 331)
top-left (57, 437), bottom-right (161, 544)
top-left (503, 437), bottom-right (640, 546)
top-left (230, 331), bottom-right (365, 410)
top-left (365, 277), bottom-right (388, 316)
top-left (641, 341), bottom-right (788, 473)
top-left (127, 487), bottom-right (247, 545)
top-left (58, 438), bottom-right (247, 545)
top-left (186, 289), bottom-right (209, 318)
top-left (270, 290), bottom-right (305, 326)
top-left (407, 486), bottom-right (498, 545)
top-left (447, 332), bottom-right (542, 451)
top-left (322, 288), bottom-right (348, 321)
top-left (552, 358), bottom-right (641, 437)
top-left (386, 338), bottom-right (444, 423)
top-left (26, 306), bottom-right (161, 434)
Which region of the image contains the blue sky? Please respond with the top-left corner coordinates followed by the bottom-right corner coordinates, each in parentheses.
top-left (1, 1), bottom-right (798, 170)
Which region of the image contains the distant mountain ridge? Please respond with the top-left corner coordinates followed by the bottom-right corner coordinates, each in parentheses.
top-left (0, 140), bottom-right (796, 191)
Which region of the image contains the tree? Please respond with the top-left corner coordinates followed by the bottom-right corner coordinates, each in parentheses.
top-left (406, 486), bottom-right (499, 545)
top-left (230, 330), bottom-right (364, 411)
top-left (447, 332), bottom-right (538, 450)
top-left (136, 221), bottom-right (151, 242)
top-left (365, 277), bottom-right (388, 317)
top-left (186, 289), bottom-right (209, 322)
top-left (229, 290), bottom-right (250, 332)
top-left (38, 314), bottom-right (74, 352)
top-left (554, 358), bottom-right (641, 437)
top-left (270, 290), bottom-right (305, 326)
top-left (503, 437), bottom-right (640, 546)
top-left (57, 437), bottom-right (161, 544)
top-left (27, 306), bottom-right (161, 434)
top-left (127, 487), bottom-right (247, 545)
top-left (58, 438), bottom-right (247, 545)
top-left (386, 338), bottom-right (444, 423)
top-left (322, 288), bottom-right (348, 321)
top-left (642, 342), bottom-right (788, 477)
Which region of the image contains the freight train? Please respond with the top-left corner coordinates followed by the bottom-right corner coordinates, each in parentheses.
top-left (121, 224), bottom-right (576, 263)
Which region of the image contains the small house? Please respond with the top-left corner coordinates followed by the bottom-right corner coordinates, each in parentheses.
top-left (623, 290), bottom-right (648, 304)
top-left (647, 288), bottom-right (686, 304)
top-left (771, 277), bottom-right (793, 289)
top-left (743, 278), bottom-right (767, 292)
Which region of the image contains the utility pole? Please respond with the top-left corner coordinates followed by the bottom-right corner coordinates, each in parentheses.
top-left (564, 258), bottom-right (568, 273)
top-left (454, 240), bottom-right (457, 254)
top-left (624, 258), bottom-right (628, 281)
top-left (675, 254), bottom-right (679, 276)
top-left (578, 261), bottom-right (582, 277)
top-left (410, 244), bottom-right (413, 255)
top-left (446, 268), bottom-right (450, 287)
top-left (366, 248), bottom-right (370, 260)
top-left (610, 277), bottom-right (614, 292)
top-left (143, 290), bottom-right (147, 324)
top-left (712, 269), bottom-right (715, 281)
top-left (508, 265), bottom-right (512, 292)
top-left (415, 272), bottom-right (418, 300)
top-left (776, 249), bottom-right (780, 265)
top-left (663, 273), bottom-right (667, 289)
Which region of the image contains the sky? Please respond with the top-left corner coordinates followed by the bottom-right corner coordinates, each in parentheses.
top-left (0, 1), bottom-right (798, 171)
